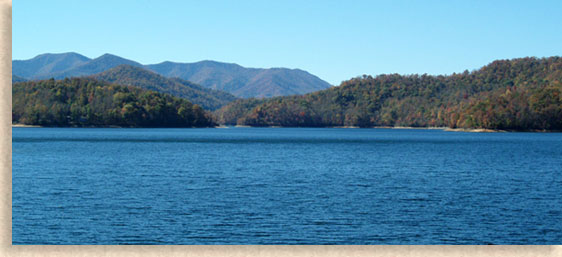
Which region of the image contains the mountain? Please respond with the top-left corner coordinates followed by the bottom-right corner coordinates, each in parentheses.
top-left (90, 65), bottom-right (237, 110)
top-left (239, 67), bottom-right (332, 98)
top-left (215, 57), bottom-right (562, 131)
top-left (12, 77), bottom-right (215, 127)
top-left (12, 53), bottom-right (143, 80)
top-left (52, 53), bottom-right (144, 79)
top-left (145, 60), bottom-right (332, 98)
top-left (13, 53), bottom-right (332, 98)
top-left (12, 75), bottom-right (27, 83)
top-left (12, 52), bottom-right (91, 79)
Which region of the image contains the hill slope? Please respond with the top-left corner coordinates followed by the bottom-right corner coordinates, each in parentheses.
top-left (216, 57), bottom-right (562, 131)
top-left (13, 53), bottom-right (332, 98)
top-left (146, 60), bottom-right (332, 98)
top-left (90, 65), bottom-right (237, 110)
top-left (12, 75), bottom-right (27, 83)
top-left (12, 78), bottom-right (215, 127)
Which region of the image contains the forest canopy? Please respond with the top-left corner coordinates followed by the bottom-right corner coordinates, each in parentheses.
top-left (13, 78), bottom-right (216, 127)
top-left (90, 65), bottom-right (237, 111)
top-left (215, 57), bottom-right (562, 131)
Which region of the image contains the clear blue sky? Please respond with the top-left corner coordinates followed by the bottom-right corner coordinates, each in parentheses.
top-left (13, 0), bottom-right (562, 85)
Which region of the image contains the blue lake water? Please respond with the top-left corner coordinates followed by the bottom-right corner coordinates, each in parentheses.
top-left (12, 127), bottom-right (562, 244)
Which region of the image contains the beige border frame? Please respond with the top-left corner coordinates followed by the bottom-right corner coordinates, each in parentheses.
top-left (1, 1), bottom-right (561, 256)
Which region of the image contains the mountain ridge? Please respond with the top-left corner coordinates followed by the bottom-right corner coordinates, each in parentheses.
top-left (90, 65), bottom-right (237, 111)
top-left (12, 52), bottom-right (91, 79)
top-left (13, 53), bottom-right (332, 98)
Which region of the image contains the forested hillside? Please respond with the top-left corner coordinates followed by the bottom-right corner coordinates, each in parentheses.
top-left (216, 57), bottom-right (562, 131)
top-left (13, 78), bottom-right (215, 127)
top-left (90, 65), bottom-right (237, 110)
top-left (214, 98), bottom-right (268, 125)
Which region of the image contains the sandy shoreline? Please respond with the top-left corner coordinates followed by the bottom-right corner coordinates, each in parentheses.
top-left (373, 126), bottom-right (448, 130)
top-left (11, 124), bottom-right (42, 128)
top-left (444, 128), bottom-right (503, 133)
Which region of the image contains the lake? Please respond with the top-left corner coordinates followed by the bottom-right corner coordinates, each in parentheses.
top-left (11, 127), bottom-right (562, 244)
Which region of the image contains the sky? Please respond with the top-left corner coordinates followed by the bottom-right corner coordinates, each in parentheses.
top-left (13, 0), bottom-right (562, 85)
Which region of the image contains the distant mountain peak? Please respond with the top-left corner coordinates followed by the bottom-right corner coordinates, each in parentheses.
top-left (93, 53), bottom-right (140, 64)
top-left (97, 53), bottom-right (123, 59)
top-left (197, 60), bottom-right (234, 65)
top-left (157, 60), bottom-right (178, 65)
top-left (31, 52), bottom-right (90, 60)
top-left (13, 52), bottom-right (332, 98)
top-left (12, 52), bottom-right (92, 79)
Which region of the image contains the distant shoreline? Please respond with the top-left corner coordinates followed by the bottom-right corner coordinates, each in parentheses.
top-left (12, 124), bottom-right (42, 128)
top-left (444, 127), bottom-right (503, 133)
top-left (373, 126), bottom-right (447, 130)
top-left (11, 123), bottom-right (560, 132)
top-left (231, 125), bottom-right (560, 132)
top-left (233, 125), bottom-right (559, 132)
top-left (233, 125), bottom-right (503, 132)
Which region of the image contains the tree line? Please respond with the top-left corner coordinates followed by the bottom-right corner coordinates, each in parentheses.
top-left (13, 78), bottom-right (216, 127)
top-left (215, 57), bottom-right (562, 131)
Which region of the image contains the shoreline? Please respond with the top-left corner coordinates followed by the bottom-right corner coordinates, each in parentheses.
top-left (444, 128), bottom-right (504, 133)
top-left (228, 125), bottom-right (559, 132)
top-left (11, 124), bottom-right (216, 129)
top-left (11, 123), bottom-right (559, 132)
top-left (12, 124), bottom-right (42, 128)
top-left (373, 126), bottom-right (448, 130)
